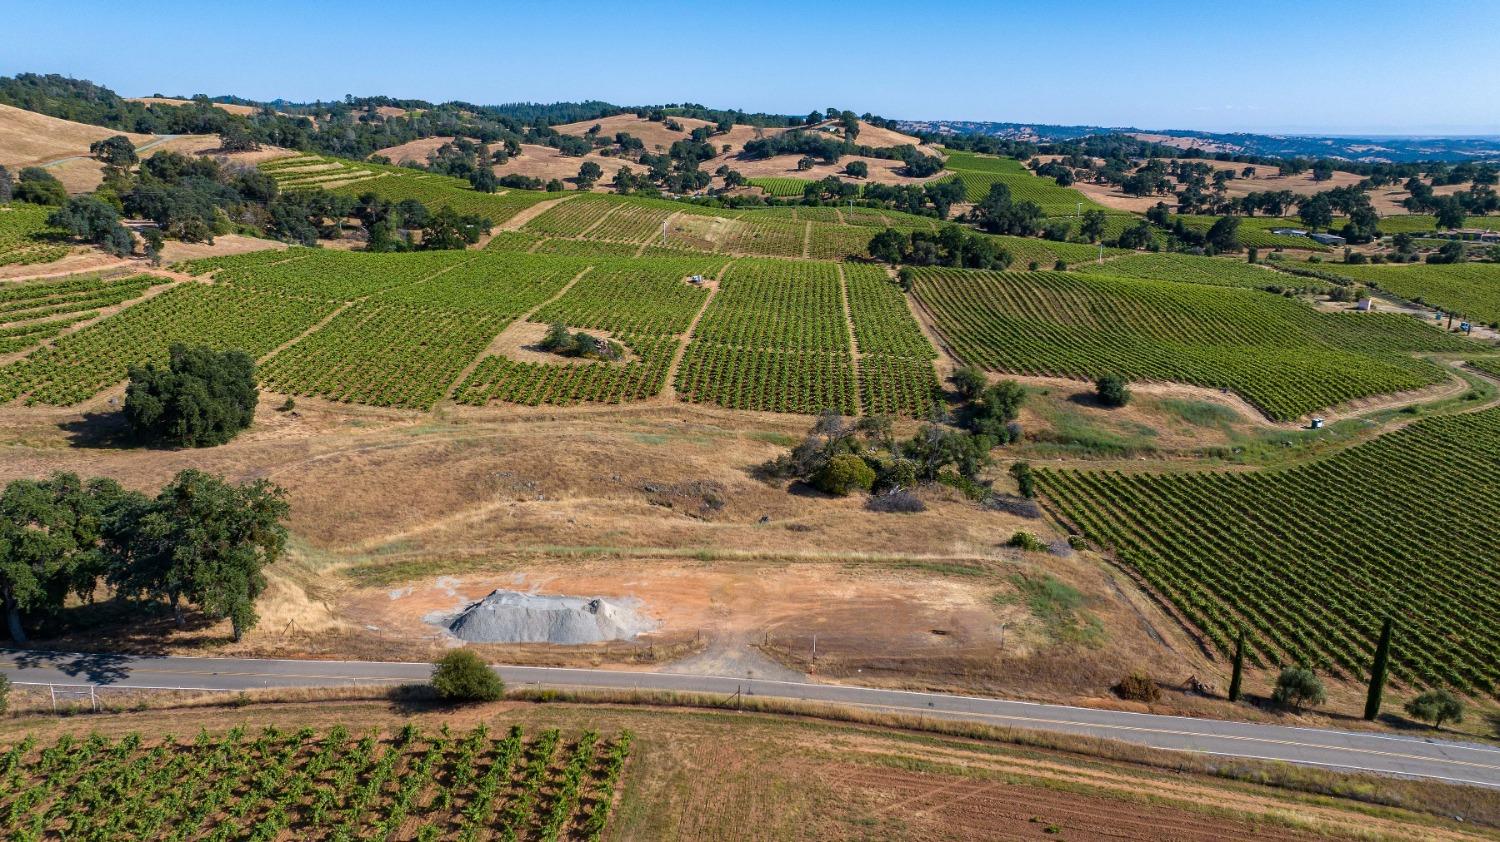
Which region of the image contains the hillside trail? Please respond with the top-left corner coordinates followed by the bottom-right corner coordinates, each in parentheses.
top-left (38, 134), bottom-right (183, 169)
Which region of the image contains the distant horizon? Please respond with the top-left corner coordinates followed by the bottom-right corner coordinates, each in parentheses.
top-left (112, 88), bottom-right (1500, 141)
top-left (5, 0), bottom-right (1498, 137)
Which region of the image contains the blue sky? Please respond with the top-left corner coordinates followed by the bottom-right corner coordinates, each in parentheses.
top-left (4, 0), bottom-right (1498, 135)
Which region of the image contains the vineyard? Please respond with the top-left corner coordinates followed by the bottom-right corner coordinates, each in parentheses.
top-left (0, 723), bottom-right (631, 841)
top-left (0, 273), bottom-right (162, 354)
top-left (913, 267), bottom-right (1476, 420)
top-left (942, 151), bottom-right (1113, 216)
top-left (194, 248), bottom-right (473, 301)
top-left (1077, 252), bottom-right (1313, 291)
top-left (1469, 356), bottom-right (1500, 378)
top-left (261, 156), bottom-right (558, 226)
top-left (676, 259), bottom-right (857, 414)
top-left (1038, 406), bottom-right (1500, 696)
top-left (0, 282), bottom-right (336, 406)
top-left (454, 259), bottom-right (719, 407)
top-left (746, 177), bottom-right (812, 197)
top-left (1170, 216), bottom-right (1330, 251)
top-left (1320, 262), bottom-right (1500, 325)
top-left (843, 264), bottom-right (943, 416)
top-left (0, 204), bottom-right (70, 267)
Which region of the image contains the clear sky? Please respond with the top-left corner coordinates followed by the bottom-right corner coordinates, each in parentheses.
top-left (5, 0), bottom-right (1498, 136)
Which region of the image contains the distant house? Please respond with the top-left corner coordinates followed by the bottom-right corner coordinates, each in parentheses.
top-left (1271, 227), bottom-right (1308, 237)
top-left (1309, 232), bottom-right (1346, 246)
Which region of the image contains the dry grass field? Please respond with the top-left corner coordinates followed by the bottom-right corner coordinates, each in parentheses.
top-left (0, 391), bottom-right (1223, 705)
top-left (125, 96), bottom-right (260, 116)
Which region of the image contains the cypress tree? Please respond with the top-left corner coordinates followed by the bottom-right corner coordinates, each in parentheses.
top-left (1364, 618), bottom-right (1394, 721)
top-left (1227, 630), bottom-right (1245, 702)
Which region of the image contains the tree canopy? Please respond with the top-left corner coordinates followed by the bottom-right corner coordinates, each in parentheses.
top-left (124, 344), bottom-right (259, 448)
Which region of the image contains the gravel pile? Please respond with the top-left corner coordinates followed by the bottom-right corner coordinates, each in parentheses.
top-left (446, 590), bottom-right (653, 644)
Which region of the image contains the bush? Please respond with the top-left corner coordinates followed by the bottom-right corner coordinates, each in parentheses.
top-left (1095, 374), bottom-right (1131, 407)
top-left (865, 489), bottom-right (926, 513)
top-left (1404, 688), bottom-right (1464, 731)
top-left (0, 674), bottom-right (9, 714)
top-left (951, 365), bottom-right (988, 401)
top-left (874, 457), bottom-right (919, 492)
top-left (1114, 671), bottom-right (1161, 703)
top-left (813, 453), bottom-right (876, 496)
top-left (124, 344), bottom-right (258, 447)
top-left (1066, 534), bottom-right (1089, 551)
top-left (431, 650), bottom-right (505, 702)
top-left (1007, 531), bottom-right (1047, 552)
top-left (1271, 666), bottom-right (1326, 711)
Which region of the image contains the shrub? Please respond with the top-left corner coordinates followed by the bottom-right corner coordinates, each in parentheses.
top-left (951, 365), bottom-right (988, 401)
top-left (1271, 666), bottom-right (1326, 711)
top-left (1007, 531), bottom-right (1047, 552)
top-left (431, 650), bottom-right (505, 702)
top-left (865, 489), bottom-right (926, 513)
top-left (0, 674), bottom-right (9, 714)
top-left (1066, 534), bottom-right (1088, 551)
top-left (1114, 671), bottom-right (1161, 703)
top-left (813, 453), bottom-right (876, 496)
top-left (874, 457), bottom-right (919, 492)
top-left (1095, 374), bottom-right (1131, 407)
top-left (124, 344), bottom-right (258, 447)
top-left (1404, 689), bottom-right (1464, 731)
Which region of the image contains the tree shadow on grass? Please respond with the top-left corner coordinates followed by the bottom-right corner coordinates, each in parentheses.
top-left (58, 410), bottom-right (135, 449)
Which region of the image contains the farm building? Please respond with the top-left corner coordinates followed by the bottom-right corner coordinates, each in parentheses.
top-left (1309, 232), bottom-right (1346, 246)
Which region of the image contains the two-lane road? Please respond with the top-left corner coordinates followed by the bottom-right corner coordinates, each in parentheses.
top-left (3, 650), bottom-right (1498, 789)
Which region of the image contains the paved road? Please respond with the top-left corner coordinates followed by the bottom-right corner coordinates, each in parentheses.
top-left (3, 650), bottom-right (1498, 789)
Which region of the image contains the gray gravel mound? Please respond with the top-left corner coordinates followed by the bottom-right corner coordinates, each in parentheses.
top-left (447, 590), bottom-right (653, 644)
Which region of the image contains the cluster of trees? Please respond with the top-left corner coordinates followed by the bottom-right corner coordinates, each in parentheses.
top-left (868, 225), bottom-right (1012, 270)
top-left (1041, 209), bottom-right (1110, 244)
top-left (41, 141), bottom-right (370, 252)
top-left (969, 183), bottom-right (1043, 236)
top-left (538, 322), bottom-right (622, 361)
top-left (0, 469), bottom-right (288, 643)
top-left (1403, 178), bottom-right (1499, 229)
top-left (1296, 186), bottom-right (1380, 243)
top-left (46, 196), bottom-right (135, 256)
top-left (124, 344), bottom-right (258, 448)
top-left (4, 166), bottom-right (68, 205)
top-left (765, 375), bottom-right (1028, 505)
top-left (762, 413), bottom-right (993, 500)
top-left (862, 180), bottom-right (966, 218)
top-left (1141, 203), bottom-right (1241, 254)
